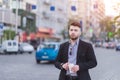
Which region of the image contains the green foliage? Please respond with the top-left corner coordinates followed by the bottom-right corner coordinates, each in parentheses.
top-left (113, 15), bottom-right (120, 26)
top-left (113, 15), bottom-right (120, 38)
top-left (107, 32), bottom-right (113, 38)
top-left (89, 28), bottom-right (93, 33)
top-left (100, 3), bottom-right (120, 39)
top-left (115, 28), bottom-right (120, 38)
top-left (3, 30), bottom-right (16, 40)
top-left (100, 16), bottom-right (115, 39)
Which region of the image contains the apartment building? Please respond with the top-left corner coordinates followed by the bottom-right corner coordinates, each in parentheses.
top-left (36, 0), bottom-right (68, 34)
top-left (0, 0), bottom-right (21, 30)
top-left (90, 0), bottom-right (105, 37)
top-left (68, 0), bottom-right (105, 38)
top-left (9, 0), bottom-right (37, 33)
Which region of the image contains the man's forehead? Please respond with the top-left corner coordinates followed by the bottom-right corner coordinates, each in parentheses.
top-left (70, 25), bottom-right (80, 29)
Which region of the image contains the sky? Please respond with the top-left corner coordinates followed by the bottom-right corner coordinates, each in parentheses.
top-left (104, 0), bottom-right (120, 16)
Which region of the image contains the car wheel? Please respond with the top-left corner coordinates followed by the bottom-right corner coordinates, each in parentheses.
top-left (28, 52), bottom-right (32, 54)
top-left (36, 59), bottom-right (41, 64)
top-left (18, 50), bottom-right (21, 54)
top-left (4, 50), bottom-right (7, 55)
top-left (116, 49), bottom-right (118, 51)
top-left (49, 61), bottom-right (55, 63)
top-left (14, 52), bottom-right (17, 55)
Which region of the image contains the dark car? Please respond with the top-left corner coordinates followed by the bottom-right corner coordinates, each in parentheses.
top-left (116, 43), bottom-right (120, 51)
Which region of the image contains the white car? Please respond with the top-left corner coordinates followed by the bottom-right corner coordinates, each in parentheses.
top-left (19, 43), bottom-right (34, 54)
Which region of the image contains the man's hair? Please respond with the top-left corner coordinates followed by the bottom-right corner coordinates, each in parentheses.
top-left (68, 20), bottom-right (81, 30)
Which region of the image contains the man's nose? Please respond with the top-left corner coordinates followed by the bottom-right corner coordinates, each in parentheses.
top-left (72, 30), bottom-right (76, 32)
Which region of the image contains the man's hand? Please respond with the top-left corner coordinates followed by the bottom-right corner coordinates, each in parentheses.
top-left (71, 65), bottom-right (79, 73)
top-left (62, 62), bottom-right (69, 70)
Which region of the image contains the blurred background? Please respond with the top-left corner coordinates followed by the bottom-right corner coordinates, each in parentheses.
top-left (0, 0), bottom-right (120, 44)
top-left (0, 0), bottom-right (120, 80)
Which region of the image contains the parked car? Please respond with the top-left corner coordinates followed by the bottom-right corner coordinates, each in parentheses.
top-left (94, 41), bottom-right (102, 47)
top-left (116, 43), bottom-right (120, 51)
top-left (0, 44), bottom-right (2, 54)
top-left (35, 42), bottom-right (60, 64)
top-left (106, 42), bottom-right (116, 49)
top-left (0, 40), bottom-right (19, 54)
top-left (18, 43), bottom-right (34, 54)
top-left (102, 42), bottom-right (108, 48)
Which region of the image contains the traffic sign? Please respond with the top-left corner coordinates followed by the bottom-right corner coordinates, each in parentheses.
top-left (0, 23), bottom-right (3, 30)
top-left (0, 23), bottom-right (4, 36)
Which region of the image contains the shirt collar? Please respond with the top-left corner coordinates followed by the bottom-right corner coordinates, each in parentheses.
top-left (69, 37), bottom-right (80, 46)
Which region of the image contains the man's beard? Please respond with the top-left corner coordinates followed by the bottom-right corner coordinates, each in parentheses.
top-left (70, 36), bottom-right (78, 40)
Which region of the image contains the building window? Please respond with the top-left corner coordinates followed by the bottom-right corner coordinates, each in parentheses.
top-left (42, 12), bottom-right (50, 19)
top-left (71, 6), bottom-right (76, 11)
top-left (50, 6), bottom-right (55, 11)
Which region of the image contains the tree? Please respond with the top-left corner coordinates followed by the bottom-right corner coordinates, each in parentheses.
top-left (113, 15), bottom-right (120, 26)
top-left (99, 16), bottom-right (115, 41)
top-left (112, 2), bottom-right (120, 39)
top-left (3, 30), bottom-right (16, 40)
top-left (116, 28), bottom-right (120, 38)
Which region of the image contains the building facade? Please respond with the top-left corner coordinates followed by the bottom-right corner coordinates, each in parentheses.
top-left (0, 0), bottom-right (37, 42)
top-left (36, 0), bottom-right (68, 35)
top-left (36, 0), bottom-right (105, 39)
top-left (90, 0), bottom-right (105, 38)
top-left (10, 0), bottom-right (37, 34)
top-left (68, 0), bottom-right (105, 39)
top-left (0, 0), bottom-right (37, 32)
top-left (0, 0), bottom-right (21, 30)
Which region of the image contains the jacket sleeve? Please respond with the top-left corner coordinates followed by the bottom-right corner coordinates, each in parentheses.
top-left (54, 44), bottom-right (64, 70)
top-left (78, 44), bottom-right (97, 71)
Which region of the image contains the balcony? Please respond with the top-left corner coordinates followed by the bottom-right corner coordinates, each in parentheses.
top-left (43, 0), bottom-right (51, 6)
top-left (42, 11), bottom-right (50, 20)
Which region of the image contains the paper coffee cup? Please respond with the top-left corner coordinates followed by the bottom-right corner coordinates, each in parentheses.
top-left (68, 63), bottom-right (74, 73)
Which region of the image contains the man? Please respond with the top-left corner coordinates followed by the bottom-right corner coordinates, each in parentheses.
top-left (55, 20), bottom-right (97, 80)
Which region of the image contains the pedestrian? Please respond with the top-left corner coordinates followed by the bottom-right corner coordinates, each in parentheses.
top-left (55, 20), bottom-right (97, 80)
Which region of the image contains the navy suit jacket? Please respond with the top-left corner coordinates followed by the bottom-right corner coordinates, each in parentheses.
top-left (55, 40), bottom-right (97, 80)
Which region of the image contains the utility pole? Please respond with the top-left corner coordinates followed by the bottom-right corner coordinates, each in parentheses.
top-left (15, 0), bottom-right (18, 34)
top-left (15, 0), bottom-right (19, 41)
top-left (0, 5), bottom-right (5, 42)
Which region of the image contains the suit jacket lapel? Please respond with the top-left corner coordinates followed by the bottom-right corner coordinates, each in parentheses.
top-left (76, 40), bottom-right (83, 63)
top-left (64, 42), bottom-right (69, 62)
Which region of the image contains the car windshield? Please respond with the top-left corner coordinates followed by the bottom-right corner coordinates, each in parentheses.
top-left (13, 42), bottom-right (17, 46)
top-left (21, 43), bottom-right (30, 46)
top-left (43, 44), bottom-right (56, 49)
top-left (8, 42), bottom-right (12, 46)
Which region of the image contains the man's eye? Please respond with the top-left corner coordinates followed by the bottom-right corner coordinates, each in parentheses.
top-left (70, 29), bottom-right (73, 31)
top-left (74, 30), bottom-right (78, 31)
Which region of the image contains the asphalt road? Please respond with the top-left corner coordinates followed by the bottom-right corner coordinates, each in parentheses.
top-left (0, 47), bottom-right (120, 80)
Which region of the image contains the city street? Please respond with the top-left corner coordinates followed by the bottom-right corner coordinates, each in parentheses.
top-left (0, 0), bottom-right (120, 80)
top-left (0, 47), bottom-right (120, 80)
